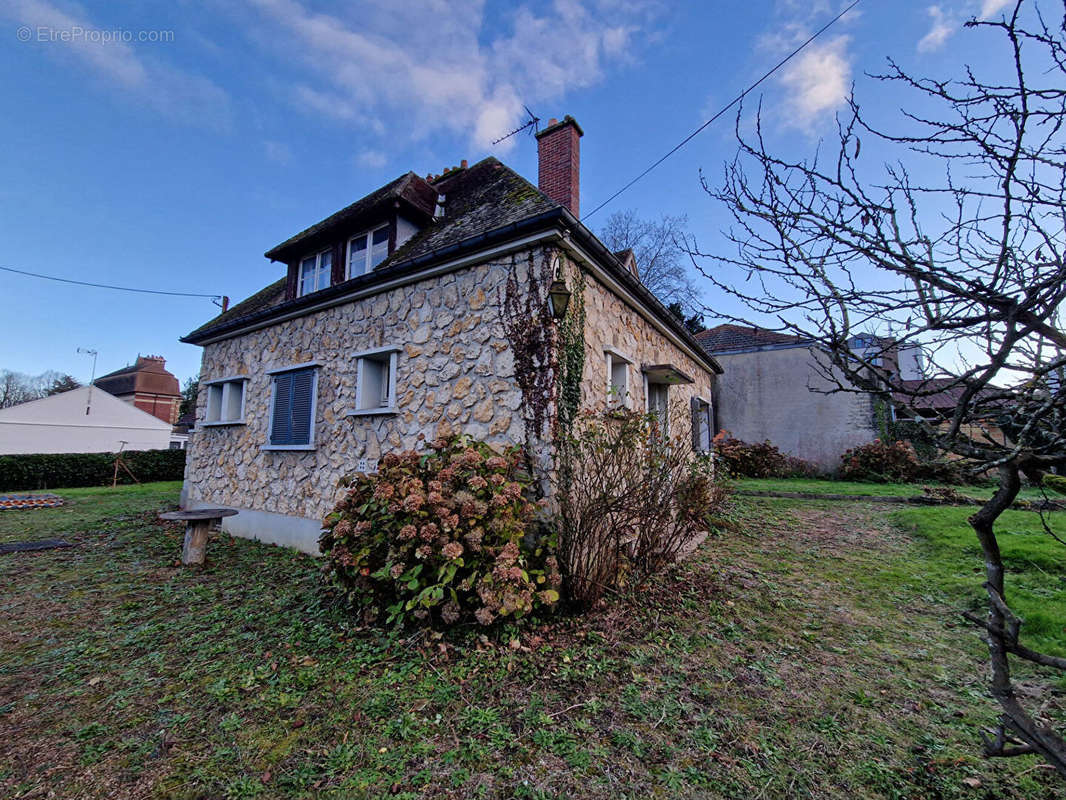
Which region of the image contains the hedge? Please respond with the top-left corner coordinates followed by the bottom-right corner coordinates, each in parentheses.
top-left (0, 449), bottom-right (186, 491)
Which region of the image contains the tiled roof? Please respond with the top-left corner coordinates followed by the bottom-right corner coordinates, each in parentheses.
top-left (264, 172), bottom-right (438, 261)
top-left (387, 158), bottom-right (559, 264)
top-left (185, 278), bottom-right (287, 339)
top-left (894, 377), bottom-right (993, 411)
top-left (180, 157), bottom-right (722, 376)
top-left (695, 324), bottom-right (808, 353)
top-left (184, 157), bottom-right (560, 343)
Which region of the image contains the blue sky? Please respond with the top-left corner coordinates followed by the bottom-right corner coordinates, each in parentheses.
top-left (0, 0), bottom-right (1016, 385)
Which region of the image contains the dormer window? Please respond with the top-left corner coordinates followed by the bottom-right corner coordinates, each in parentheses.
top-left (347, 224), bottom-right (389, 278)
top-left (298, 249), bottom-right (332, 297)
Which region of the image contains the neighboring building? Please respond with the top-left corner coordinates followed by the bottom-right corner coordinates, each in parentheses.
top-left (0, 386), bottom-right (174, 454)
top-left (180, 116), bottom-right (722, 554)
top-left (696, 325), bottom-right (885, 471)
top-left (94, 355), bottom-right (183, 426)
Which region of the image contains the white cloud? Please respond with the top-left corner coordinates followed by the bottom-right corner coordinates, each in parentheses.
top-left (917, 5), bottom-right (955, 52)
top-left (1, 0), bottom-right (231, 128)
top-left (356, 149), bottom-right (387, 169)
top-left (263, 140), bottom-right (292, 164)
top-left (979, 0), bottom-right (1012, 18)
top-left (779, 35), bottom-right (852, 129)
top-left (240, 0), bottom-right (654, 150)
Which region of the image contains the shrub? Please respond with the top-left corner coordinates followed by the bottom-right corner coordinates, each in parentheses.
top-left (1042, 474), bottom-right (1066, 496)
top-left (0, 449), bottom-right (186, 491)
top-left (555, 405), bottom-right (730, 609)
top-left (711, 432), bottom-right (817, 478)
top-left (839, 439), bottom-right (963, 483)
top-left (319, 436), bottom-right (560, 628)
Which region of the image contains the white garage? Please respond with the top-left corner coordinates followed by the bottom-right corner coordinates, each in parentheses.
top-left (0, 386), bottom-right (173, 455)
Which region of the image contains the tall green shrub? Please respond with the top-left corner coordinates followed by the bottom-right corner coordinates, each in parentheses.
top-left (0, 449), bottom-right (186, 491)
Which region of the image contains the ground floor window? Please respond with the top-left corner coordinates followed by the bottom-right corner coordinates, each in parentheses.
top-left (268, 366), bottom-right (317, 447)
top-left (691, 398), bottom-right (712, 452)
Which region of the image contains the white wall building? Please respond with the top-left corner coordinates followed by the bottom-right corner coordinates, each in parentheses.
top-left (0, 386), bottom-right (174, 455)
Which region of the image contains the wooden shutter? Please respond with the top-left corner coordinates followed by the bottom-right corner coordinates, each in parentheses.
top-left (690, 397), bottom-right (701, 452)
top-left (290, 369), bottom-right (315, 445)
top-left (271, 372), bottom-right (294, 445)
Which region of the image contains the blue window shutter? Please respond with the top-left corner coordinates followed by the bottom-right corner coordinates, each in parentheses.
top-left (290, 369), bottom-right (314, 445)
top-left (271, 372), bottom-right (294, 445)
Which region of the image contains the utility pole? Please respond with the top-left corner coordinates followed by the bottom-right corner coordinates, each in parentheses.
top-left (76, 347), bottom-right (98, 415)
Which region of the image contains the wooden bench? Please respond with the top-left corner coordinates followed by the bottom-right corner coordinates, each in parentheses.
top-left (159, 508), bottom-right (238, 566)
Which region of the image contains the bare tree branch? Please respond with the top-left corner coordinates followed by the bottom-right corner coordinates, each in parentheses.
top-left (694, 0), bottom-right (1066, 776)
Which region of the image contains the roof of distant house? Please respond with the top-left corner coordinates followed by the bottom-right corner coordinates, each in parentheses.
top-left (94, 355), bottom-right (180, 397)
top-left (893, 377), bottom-right (1002, 411)
top-left (695, 324), bottom-right (809, 354)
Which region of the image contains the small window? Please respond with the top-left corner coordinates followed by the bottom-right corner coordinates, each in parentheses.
top-left (353, 348), bottom-right (399, 414)
top-left (269, 367), bottom-right (317, 447)
top-left (606, 351), bottom-right (631, 408)
top-left (691, 398), bottom-right (712, 453)
top-left (298, 249), bottom-right (332, 297)
top-left (203, 378), bottom-right (246, 425)
top-left (647, 382), bottom-right (669, 435)
top-left (347, 225), bottom-right (389, 278)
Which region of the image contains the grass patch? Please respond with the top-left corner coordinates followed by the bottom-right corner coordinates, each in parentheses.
top-left (735, 476), bottom-right (1049, 501)
top-left (0, 483), bottom-right (1062, 798)
top-left (889, 505), bottom-right (1066, 659)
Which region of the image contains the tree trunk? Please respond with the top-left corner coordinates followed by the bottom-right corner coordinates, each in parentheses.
top-left (970, 464), bottom-right (1066, 775)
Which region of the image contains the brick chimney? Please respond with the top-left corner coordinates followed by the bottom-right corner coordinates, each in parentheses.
top-left (536, 115), bottom-right (583, 217)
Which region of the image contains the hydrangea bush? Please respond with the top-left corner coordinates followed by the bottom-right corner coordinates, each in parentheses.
top-left (319, 436), bottom-right (560, 627)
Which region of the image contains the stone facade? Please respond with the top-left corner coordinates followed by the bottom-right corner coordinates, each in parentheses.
top-left (712, 345), bottom-right (878, 471)
top-left (185, 253), bottom-right (534, 534)
top-left (579, 270), bottom-right (715, 415)
top-left (183, 245), bottom-right (718, 553)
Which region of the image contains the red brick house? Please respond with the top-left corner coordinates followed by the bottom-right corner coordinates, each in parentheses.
top-left (94, 355), bottom-right (182, 426)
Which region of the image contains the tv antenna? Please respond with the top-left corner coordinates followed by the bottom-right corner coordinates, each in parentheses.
top-left (77, 347), bottom-right (98, 416)
top-left (492, 106), bottom-right (540, 146)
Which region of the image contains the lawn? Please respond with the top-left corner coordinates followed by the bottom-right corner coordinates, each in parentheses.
top-left (889, 505), bottom-right (1066, 660)
top-left (1, 483), bottom-right (1064, 798)
top-left (733, 476), bottom-right (1052, 501)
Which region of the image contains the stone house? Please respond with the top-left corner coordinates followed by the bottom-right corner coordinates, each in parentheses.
top-left (696, 325), bottom-right (925, 471)
top-left (180, 116), bottom-right (722, 554)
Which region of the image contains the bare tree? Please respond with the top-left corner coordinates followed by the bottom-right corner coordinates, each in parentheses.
top-left (0, 369), bottom-right (64, 408)
top-left (599, 209), bottom-right (699, 312)
top-left (695, 1), bottom-right (1066, 774)
top-left (46, 374), bottom-right (81, 396)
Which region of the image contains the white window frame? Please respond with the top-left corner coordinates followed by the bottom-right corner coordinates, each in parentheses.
top-left (346, 224), bottom-right (390, 279)
top-left (201, 376), bottom-right (248, 426)
top-left (605, 348), bottom-right (632, 409)
top-left (262, 363), bottom-right (320, 451)
top-left (692, 396), bottom-right (713, 453)
top-left (645, 378), bottom-right (670, 435)
top-left (298, 248), bottom-right (332, 297)
top-left (349, 346), bottom-right (400, 416)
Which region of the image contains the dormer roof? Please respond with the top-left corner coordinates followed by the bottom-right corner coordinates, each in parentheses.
top-left (264, 171), bottom-right (438, 262)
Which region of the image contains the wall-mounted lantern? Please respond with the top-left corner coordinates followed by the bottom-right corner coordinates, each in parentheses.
top-left (548, 276), bottom-right (571, 319)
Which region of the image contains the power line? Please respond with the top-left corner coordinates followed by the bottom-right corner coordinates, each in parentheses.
top-left (583, 0), bottom-right (861, 221)
top-left (0, 265), bottom-right (222, 300)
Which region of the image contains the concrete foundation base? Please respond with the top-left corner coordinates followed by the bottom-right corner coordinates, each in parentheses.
top-left (184, 492), bottom-right (323, 556)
